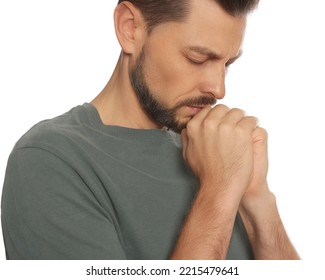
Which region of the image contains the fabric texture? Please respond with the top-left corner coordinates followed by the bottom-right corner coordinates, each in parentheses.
top-left (1, 103), bottom-right (253, 259)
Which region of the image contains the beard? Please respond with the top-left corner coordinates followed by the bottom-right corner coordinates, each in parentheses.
top-left (130, 48), bottom-right (216, 134)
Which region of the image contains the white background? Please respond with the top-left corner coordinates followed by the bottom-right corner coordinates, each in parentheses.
top-left (1, 0), bottom-right (324, 262)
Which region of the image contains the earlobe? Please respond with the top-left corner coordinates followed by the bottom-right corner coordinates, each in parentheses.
top-left (114, 2), bottom-right (144, 54)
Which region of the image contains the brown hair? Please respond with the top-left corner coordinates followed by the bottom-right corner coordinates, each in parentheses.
top-left (117, 0), bottom-right (259, 32)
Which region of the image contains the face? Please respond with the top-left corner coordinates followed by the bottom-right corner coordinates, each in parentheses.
top-left (130, 0), bottom-right (246, 133)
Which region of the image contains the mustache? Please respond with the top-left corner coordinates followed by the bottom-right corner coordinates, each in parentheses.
top-left (174, 96), bottom-right (217, 110)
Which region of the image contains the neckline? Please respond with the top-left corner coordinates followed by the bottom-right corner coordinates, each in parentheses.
top-left (82, 102), bottom-right (180, 143)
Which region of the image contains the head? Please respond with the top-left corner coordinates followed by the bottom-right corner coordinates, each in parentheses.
top-left (115, 0), bottom-right (259, 133)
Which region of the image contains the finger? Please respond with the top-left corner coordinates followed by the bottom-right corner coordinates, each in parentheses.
top-left (222, 108), bottom-right (246, 125)
top-left (252, 127), bottom-right (268, 161)
top-left (203, 104), bottom-right (230, 123)
top-left (252, 127), bottom-right (268, 144)
top-left (189, 105), bottom-right (212, 123)
top-left (237, 116), bottom-right (260, 131)
top-left (185, 106), bottom-right (212, 136)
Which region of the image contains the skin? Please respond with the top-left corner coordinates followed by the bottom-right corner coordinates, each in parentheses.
top-left (92, 0), bottom-right (300, 259)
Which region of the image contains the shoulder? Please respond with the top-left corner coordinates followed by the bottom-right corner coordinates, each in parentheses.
top-left (4, 104), bottom-right (97, 200)
top-left (14, 104), bottom-right (90, 154)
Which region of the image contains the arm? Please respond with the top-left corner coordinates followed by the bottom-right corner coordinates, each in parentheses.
top-left (170, 105), bottom-right (299, 260)
top-left (239, 128), bottom-right (300, 259)
top-left (170, 181), bottom-right (239, 259)
top-left (171, 105), bottom-right (258, 259)
top-left (1, 147), bottom-right (126, 259)
top-left (239, 190), bottom-right (300, 259)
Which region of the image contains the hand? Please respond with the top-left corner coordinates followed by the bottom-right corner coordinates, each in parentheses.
top-left (240, 127), bottom-right (275, 218)
top-left (245, 127), bottom-right (269, 195)
top-left (237, 128), bottom-right (300, 260)
top-left (182, 104), bottom-right (259, 204)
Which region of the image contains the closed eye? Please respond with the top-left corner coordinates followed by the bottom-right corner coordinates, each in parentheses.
top-left (187, 57), bottom-right (206, 65)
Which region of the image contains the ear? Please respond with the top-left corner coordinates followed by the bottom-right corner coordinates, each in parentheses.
top-left (114, 2), bottom-right (146, 54)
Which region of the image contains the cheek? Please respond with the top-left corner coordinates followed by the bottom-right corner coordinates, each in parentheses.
top-left (144, 50), bottom-right (199, 103)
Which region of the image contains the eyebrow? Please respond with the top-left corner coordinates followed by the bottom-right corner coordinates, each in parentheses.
top-left (187, 46), bottom-right (243, 63)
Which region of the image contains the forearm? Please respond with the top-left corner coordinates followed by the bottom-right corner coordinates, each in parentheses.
top-left (239, 191), bottom-right (300, 260)
top-left (170, 184), bottom-right (239, 260)
top-left (176, 106), bottom-right (272, 259)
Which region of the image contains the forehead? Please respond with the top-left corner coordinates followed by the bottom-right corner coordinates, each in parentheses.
top-left (148, 0), bottom-right (247, 58)
top-left (187, 0), bottom-right (246, 52)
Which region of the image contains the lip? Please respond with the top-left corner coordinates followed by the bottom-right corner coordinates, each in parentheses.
top-left (186, 105), bottom-right (206, 114)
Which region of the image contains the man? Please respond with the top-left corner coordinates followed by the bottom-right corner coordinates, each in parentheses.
top-left (1, 0), bottom-right (299, 259)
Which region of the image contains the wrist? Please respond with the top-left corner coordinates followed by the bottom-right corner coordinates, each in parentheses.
top-left (239, 189), bottom-right (279, 238)
top-left (198, 176), bottom-right (249, 210)
top-left (239, 191), bottom-right (300, 259)
top-left (197, 180), bottom-right (243, 217)
top-left (171, 181), bottom-right (240, 260)
top-left (239, 183), bottom-right (300, 260)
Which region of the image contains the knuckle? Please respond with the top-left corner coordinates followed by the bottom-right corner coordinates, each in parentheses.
top-left (202, 118), bottom-right (216, 131)
top-left (214, 104), bottom-right (230, 114)
top-left (218, 121), bottom-right (233, 133)
top-left (215, 104), bottom-right (229, 110)
top-left (254, 116), bottom-right (260, 126)
top-left (246, 116), bottom-right (259, 128)
top-left (254, 127), bottom-right (268, 141)
top-left (257, 127), bottom-right (268, 136)
top-left (235, 125), bottom-right (250, 138)
top-left (230, 108), bottom-right (245, 116)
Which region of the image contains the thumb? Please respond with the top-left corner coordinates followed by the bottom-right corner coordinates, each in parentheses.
top-left (253, 127), bottom-right (268, 150)
top-left (252, 127), bottom-right (269, 166)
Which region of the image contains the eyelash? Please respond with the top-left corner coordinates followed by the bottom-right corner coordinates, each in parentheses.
top-left (187, 57), bottom-right (205, 65)
top-left (187, 56), bottom-right (233, 69)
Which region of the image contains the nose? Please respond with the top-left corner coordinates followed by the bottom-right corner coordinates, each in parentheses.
top-left (200, 65), bottom-right (226, 100)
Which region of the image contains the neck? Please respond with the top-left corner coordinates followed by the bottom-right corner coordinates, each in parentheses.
top-left (91, 53), bottom-right (161, 130)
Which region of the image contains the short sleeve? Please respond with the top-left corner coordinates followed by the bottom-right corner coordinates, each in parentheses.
top-left (1, 147), bottom-right (127, 259)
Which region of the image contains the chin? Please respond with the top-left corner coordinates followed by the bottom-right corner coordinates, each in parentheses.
top-left (167, 118), bottom-right (190, 134)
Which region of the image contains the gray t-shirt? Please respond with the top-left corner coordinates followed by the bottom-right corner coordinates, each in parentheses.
top-left (1, 103), bottom-right (253, 259)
